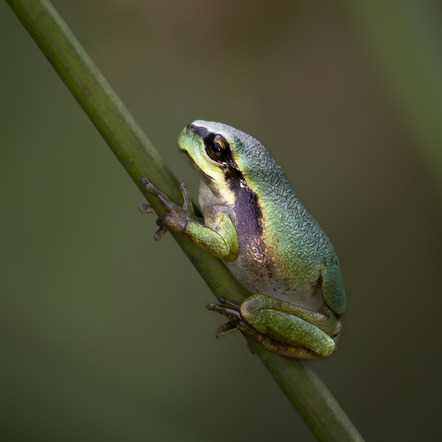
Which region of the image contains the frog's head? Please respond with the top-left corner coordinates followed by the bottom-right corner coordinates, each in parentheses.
top-left (178, 120), bottom-right (277, 198)
top-left (178, 121), bottom-right (237, 186)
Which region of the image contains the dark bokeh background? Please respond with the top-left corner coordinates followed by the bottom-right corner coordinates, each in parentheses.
top-left (2, 1), bottom-right (442, 441)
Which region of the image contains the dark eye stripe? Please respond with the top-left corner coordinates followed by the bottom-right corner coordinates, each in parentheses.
top-left (187, 124), bottom-right (213, 144)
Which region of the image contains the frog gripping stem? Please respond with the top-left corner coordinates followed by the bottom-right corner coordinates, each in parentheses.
top-left (140, 178), bottom-right (197, 241)
top-left (139, 177), bottom-right (170, 240)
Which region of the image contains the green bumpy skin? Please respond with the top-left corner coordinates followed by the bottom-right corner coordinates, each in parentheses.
top-left (142, 121), bottom-right (346, 359)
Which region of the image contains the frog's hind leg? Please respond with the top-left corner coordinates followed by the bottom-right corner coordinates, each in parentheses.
top-left (240, 294), bottom-right (337, 359)
top-left (207, 296), bottom-right (335, 359)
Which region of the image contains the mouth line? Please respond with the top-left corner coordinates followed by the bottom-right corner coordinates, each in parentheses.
top-left (180, 149), bottom-right (214, 182)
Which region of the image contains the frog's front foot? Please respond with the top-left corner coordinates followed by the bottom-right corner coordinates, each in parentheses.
top-left (139, 203), bottom-right (154, 214)
top-left (140, 178), bottom-right (195, 240)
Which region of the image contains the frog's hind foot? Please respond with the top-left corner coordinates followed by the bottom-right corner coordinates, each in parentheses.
top-left (206, 300), bottom-right (244, 339)
top-left (218, 297), bottom-right (241, 308)
top-left (206, 299), bottom-right (242, 322)
top-left (215, 321), bottom-right (239, 338)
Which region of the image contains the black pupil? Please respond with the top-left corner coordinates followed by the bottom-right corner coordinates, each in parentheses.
top-left (213, 141), bottom-right (223, 153)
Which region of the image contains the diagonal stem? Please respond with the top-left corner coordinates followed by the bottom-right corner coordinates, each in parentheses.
top-left (5, 0), bottom-right (364, 440)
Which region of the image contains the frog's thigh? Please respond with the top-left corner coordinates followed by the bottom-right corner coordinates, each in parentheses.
top-left (241, 296), bottom-right (336, 357)
top-left (241, 293), bottom-right (328, 328)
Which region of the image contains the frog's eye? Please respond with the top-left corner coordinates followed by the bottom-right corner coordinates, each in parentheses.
top-left (206, 135), bottom-right (231, 163)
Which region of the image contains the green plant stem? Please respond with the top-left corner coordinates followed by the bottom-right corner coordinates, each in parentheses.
top-left (5, 0), bottom-right (364, 440)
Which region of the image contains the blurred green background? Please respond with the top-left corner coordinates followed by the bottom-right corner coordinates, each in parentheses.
top-left (1, 1), bottom-right (442, 441)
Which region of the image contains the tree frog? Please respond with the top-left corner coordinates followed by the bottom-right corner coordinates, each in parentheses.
top-left (140, 121), bottom-right (346, 359)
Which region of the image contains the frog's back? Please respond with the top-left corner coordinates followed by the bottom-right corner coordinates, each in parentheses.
top-left (262, 179), bottom-right (347, 315)
top-left (221, 124), bottom-right (346, 314)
